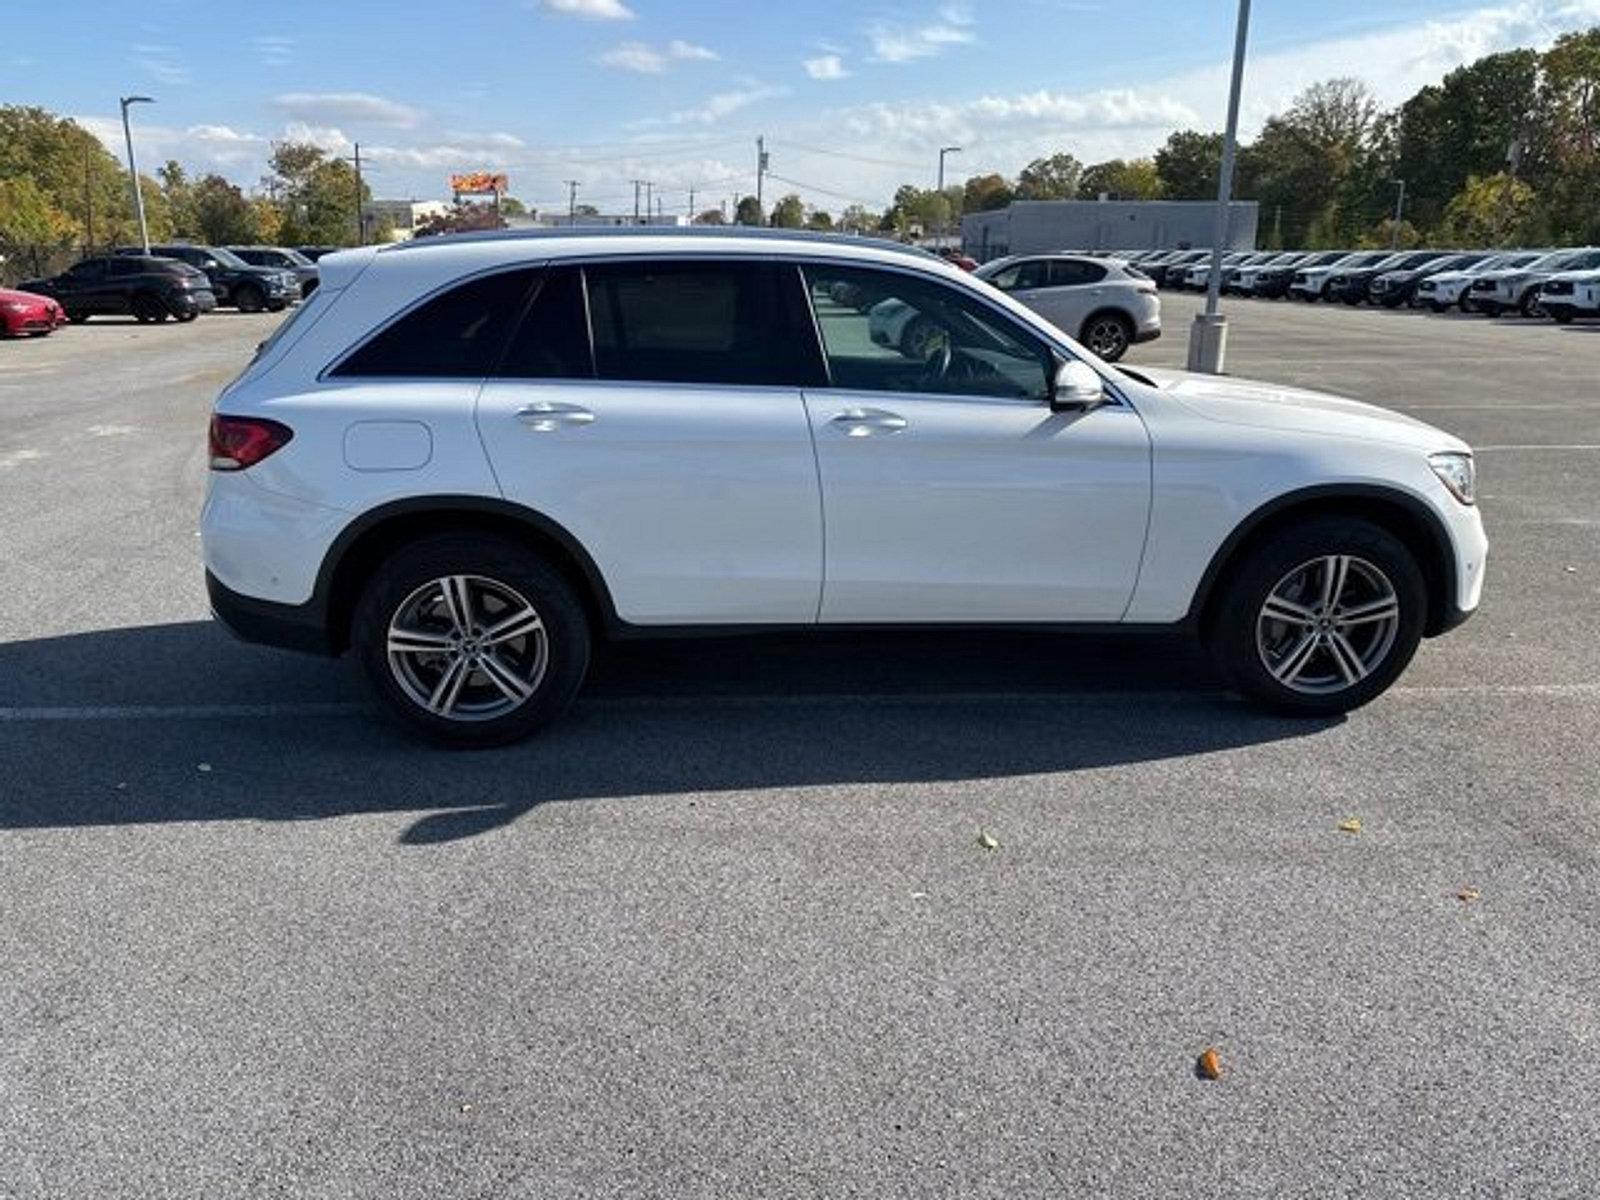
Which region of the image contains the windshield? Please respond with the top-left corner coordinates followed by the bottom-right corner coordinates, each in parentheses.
top-left (280, 248), bottom-right (313, 266)
top-left (208, 246), bottom-right (250, 268)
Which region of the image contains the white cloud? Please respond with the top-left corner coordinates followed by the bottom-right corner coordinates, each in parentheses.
top-left (253, 35), bottom-right (294, 67)
top-left (641, 85), bottom-right (790, 127)
top-left (128, 43), bottom-right (190, 86)
top-left (597, 39), bottom-right (718, 73)
top-left (273, 92), bottom-right (423, 128)
top-left (532, 0), bottom-right (634, 19)
top-left (866, 5), bottom-right (976, 63)
top-left (804, 54), bottom-right (848, 80)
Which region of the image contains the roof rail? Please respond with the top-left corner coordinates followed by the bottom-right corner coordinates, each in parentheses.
top-left (378, 225), bottom-right (939, 261)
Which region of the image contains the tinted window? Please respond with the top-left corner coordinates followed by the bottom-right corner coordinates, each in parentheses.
top-left (1049, 260), bottom-right (1107, 286)
top-left (985, 260), bottom-right (1049, 291)
top-left (585, 260), bottom-right (818, 386)
top-left (804, 264), bottom-right (1051, 402)
top-left (108, 257), bottom-right (142, 277)
top-left (67, 259), bottom-right (107, 280)
top-left (334, 268), bottom-right (538, 378)
top-left (498, 267), bottom-right (592, 379)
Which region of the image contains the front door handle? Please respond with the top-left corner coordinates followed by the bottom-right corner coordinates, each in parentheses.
top-left (830, 407), bottom-right (907, 436)
top-left (516, 401), bottom-right (595, 431)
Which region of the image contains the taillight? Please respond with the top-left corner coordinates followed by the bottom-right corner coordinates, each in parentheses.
top-left (209, 414), bottom-right (292, 470)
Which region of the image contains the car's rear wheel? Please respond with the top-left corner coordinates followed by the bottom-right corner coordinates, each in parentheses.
top-left (353, 535), bottom-right (590, 747)
top-left (1518, 290), bottom-right (1542, 318)
top-left (234, 284), bottom-right (265, 313)
top-left (175, 308), bottom-right (199, 323)
top-left (1209, 517), bottom-right (1425, 715)
top-left (1080, 311), bottom-right (1133, 362)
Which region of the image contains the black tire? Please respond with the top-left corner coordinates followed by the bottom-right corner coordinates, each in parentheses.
top-left (1207, 516), bottom-right (1426, 716)
top-left (265, 299), bottom-right (287, 313)
top-left (1518, 290), bottom-right (1542, 318)
top-left (66, 311), bottom-right (89, 324)
top-left (234, 284), bottom-right (265, 313)
top-left (1552, 310), bottom-right (1574, 325)
top-left (352, 534), bottom-right (590, 747)
top-left (1080, 310), bottom-right (1133, 362)
top-left (175, 309), bottom-right (199, 323)
top-left (1427, 301), bottom-right (1446, 313)
top-left (131, 293), bottom-right (167, 323)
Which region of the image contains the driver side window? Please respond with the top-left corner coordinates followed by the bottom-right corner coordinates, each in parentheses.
top-left (803, 264), bottom-right (1051, 402)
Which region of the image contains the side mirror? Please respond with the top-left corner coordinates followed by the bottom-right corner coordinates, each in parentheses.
top-left (1050, 357), bottom-right (1106, 412)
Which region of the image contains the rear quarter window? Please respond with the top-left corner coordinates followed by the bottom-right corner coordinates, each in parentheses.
top-left (332, 268), bottom-right (539, 378)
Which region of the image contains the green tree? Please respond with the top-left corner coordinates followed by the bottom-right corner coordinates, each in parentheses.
top-left (413, 203), bottom-right (507, 238)
top-left (0, 104), bottom-right (153, 249)
top-left (734, 195), bottom-right (762, 225)
top-left (962, 172), bottom-right (1013, 212)
top-left (838, 204), bottom-right (877, 233)
top-left (769, 193), bottom-right (805, 228)
top-left (804, 208), bottom-right (834, 230)
top-left (693, 208), bottom-right (727, 225)
top-left (1154, 131), bottom-right (1224, 199)
top-left (1077, 158), bottom-right (1163, 200)
top-left (267, 142), bottom-right (370, 246)
top-left (1438, 172), bottom-right (1539, 246)
top-left (189, 174), bottom-right (260, 244)
top-left (1015, 152), bottom-right (1082, 200)
top-left (0, 176), bottom-right (76, 278)
top-left (499, 196), bottom-right (529, 218)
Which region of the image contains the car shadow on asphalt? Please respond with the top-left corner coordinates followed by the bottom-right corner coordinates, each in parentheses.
top-left (0, 620), bottom-right (1340, 843)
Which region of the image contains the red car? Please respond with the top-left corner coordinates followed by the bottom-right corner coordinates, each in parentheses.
top-left (0, 287), bottom-right (67, 337)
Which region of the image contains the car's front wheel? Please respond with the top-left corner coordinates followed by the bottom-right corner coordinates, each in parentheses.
top-left (1080, 311), bottom-right (1133, 362)
top-left (353, 535), bottom-right (590, 746)
top-left (1209, 517), bottom-right (1425, 715)
top-left (233, 284), bottom-right (265, 313)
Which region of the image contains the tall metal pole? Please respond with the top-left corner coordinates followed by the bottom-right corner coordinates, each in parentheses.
top-left (1390, 178), bottom-right (1406, 248)
top-left (632, 180), bottom-right (642, 224)
top-left (565, 179), bottom-right (578, 225)
top-left (756, 136), bottom-right (767, 223)
top-left (352, 142), bottom-right (363, 245)
top-left (119, 95), bottom-right (153, 254)
top-left (1187, 0), bottom-right (1251, 374)
top-left (937, 145), bottom-right (961, 246)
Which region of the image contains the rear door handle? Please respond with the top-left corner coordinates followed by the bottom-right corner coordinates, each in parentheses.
top-left (830, 407), bottom-right (907, 436)
top-left (516, 401), bottom-right (595, 431)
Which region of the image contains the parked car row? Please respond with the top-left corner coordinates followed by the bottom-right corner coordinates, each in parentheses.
top-left (6, 243), bottom-right (327, 333)
top-left (1095, 246), bottom-right (1600, 324)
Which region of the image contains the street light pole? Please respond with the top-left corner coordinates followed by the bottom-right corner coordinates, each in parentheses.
top-left (937, 145), bottom-right (961, 244)
top-left (119, 95), bottom-right (154, 254)
top-left (1389, 178), bottom-right (1407, 248)
top-left (1186, 0), bottom-right (1251, 374)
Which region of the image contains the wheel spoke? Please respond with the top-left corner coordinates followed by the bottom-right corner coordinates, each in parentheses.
top-left (1320, 555), bottom-right (1351, 609)
top-left (1262, 594), bottom-right (1317, 626)
top-left (477, 652), bottom-right (535, 704)
top-left (388, 626), bottom-right (456, 655)
top-left (1271, 631), bottom-right (1320, 683)
top-left (426, 655), bottom-right (471, 716)
top-left (439, 575), bottom-right (475, 635)
top-left (1326, 631), bottom-right (1369, 684)
top-left (1337, 596), bottom-right (1399, 626)
top-left (479, 605), bottom-right (543, 647)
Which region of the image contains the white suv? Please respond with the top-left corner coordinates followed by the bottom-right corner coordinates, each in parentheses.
top-left (202, 229), bottom-right (1486, 746)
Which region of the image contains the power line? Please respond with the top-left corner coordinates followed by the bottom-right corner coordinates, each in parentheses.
top-left (769, 139), bottom-right (927, 171)
top-left (762, 170), bottom-right (880, 208)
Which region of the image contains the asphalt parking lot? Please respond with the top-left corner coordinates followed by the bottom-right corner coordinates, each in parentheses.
top-left (3, 296), bottom-right (1598, 1198)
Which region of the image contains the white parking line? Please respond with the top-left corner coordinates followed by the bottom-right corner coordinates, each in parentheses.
top-left (0, 683), bottom-right (1596, 722)
top-left (1475, 444), bottom-right (1600, 451)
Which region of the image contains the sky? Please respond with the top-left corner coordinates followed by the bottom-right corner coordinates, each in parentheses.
top-left (6, 0), bottom-right (1600, 218)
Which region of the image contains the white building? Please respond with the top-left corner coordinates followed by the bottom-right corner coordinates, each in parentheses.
top-left (363, 199), bottom-right (453, 241)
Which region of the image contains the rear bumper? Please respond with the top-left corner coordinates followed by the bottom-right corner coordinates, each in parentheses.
top-left (1132, 324), bottom-right (1161, 345)
top-left (207, 570), bottom-right (335, 656)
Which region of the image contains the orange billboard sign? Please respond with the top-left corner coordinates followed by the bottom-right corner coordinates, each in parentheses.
top-left (450, 172), bottom-right (508, 196)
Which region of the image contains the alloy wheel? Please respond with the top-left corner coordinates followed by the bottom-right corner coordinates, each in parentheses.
top-left (386, 574), bottom-right (549, 721)
top-left (1255, 555), bottom-right (1401, 695)
top-left (1083, 316), bottom-right (1130, 360)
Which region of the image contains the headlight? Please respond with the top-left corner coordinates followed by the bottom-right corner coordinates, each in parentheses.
top-left (1429, 452), bottom-right (1476, 505)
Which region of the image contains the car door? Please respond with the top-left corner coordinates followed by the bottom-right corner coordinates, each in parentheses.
top-left (800, 262), bottom-right (1152, 623)
top-left (476, 259), bottom-right (827, 626)
top-left (58, 259), bottom-right (107, 311)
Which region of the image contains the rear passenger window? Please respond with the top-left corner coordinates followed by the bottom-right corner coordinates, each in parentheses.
top-left (497, 267), bottom-right (592, 379)
top-left (584, 261), bottom-right (820, 386)
top-left (334, 269), bottom-right (537, 378)
top-left (1049, 260), bottom-right (1107, 286)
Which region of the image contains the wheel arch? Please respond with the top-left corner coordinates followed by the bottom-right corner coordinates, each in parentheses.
top-left (1189, 485), bottom-right (1458, 639)
top-left (316, 496), bottom-right (619, 654)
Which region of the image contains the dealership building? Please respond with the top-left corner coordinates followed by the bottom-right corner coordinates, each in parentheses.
top-left (961, 199), bottom-right (1259, 261)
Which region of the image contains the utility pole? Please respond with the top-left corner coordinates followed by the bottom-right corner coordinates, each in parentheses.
top-left (756, 136), bottom-right (768, 223)
top-left (83, 144), bottom-right (95, 254)
top-left (1187, 0), bottom-right (1251, 374)
top-left (644, 180), bottom-right (653, 225)
top-left (632, 179), bottom-right (643, 224)
top-left (118, 95), bottom-right (154, 254)
top-left (688, 187), bottom-right (695, 222)
top-left (1389, 178), bottom-right (1406, 249)
top-left (564, 179), bottom-right (579, 225)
